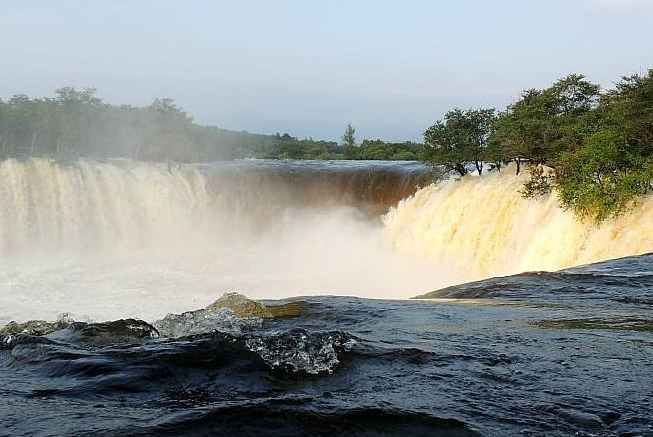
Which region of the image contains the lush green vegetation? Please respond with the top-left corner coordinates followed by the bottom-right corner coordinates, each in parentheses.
top-left (0, 88), bottom-right (423, 163)
top-left (422, 68), bottom-right (653, 222)
top-left (3, 67), bottom-right (652, 222)
top-left (423, 108), bottom-right (496, 176)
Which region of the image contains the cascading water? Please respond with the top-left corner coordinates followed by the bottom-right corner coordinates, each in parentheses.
top-left (0, 158), bottom-right (444, 324)
top-left (3, 158), bottom-right (653, 437)
top-left (2, 158), bottom-right (653, 325)
top-left (383, 164), bottom-right (653, 279)
top-left (0, 158), bottom-right (427, 257)
top-left (0, 158), bottom-right (210, 258)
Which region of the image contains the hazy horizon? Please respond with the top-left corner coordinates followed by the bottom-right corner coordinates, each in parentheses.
top-left (1, 0), bottom-right (652, 142)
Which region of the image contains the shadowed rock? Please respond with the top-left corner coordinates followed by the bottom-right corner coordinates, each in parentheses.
top-left (62, 319), bottom-right (160, 345)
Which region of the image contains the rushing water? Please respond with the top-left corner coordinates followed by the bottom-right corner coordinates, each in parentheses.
top-left (1, 158), bottom-right (653, 436)
top-left (2, 255), bottom-right (653, 436)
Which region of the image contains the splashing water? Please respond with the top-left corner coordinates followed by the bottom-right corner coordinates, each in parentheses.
top-left (383, 163), bottom-right (653, 280)
top-left (2, 158), bottom-right (653, 324)
top-left (0, 158), bottom-right (447, 324)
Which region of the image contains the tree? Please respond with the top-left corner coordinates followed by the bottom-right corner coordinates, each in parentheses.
top-left (423, 108), bottom-right (496, 176)
top-left (30, 98), bottom-right (60, 155)
top-left (0, 86), bottom-right (366, 163)
top-left (492, 75), bottom-right (600, 174)
top-left (342, 123), bottom-right (357, 159)
top-left (555, 127), bottom-right (652, 221)
top-left (484, 138), bottom-right (508, 172)
top-left (53, 87), bottom-right (105, 156)
top-left (492, 89), bottom-right (555, 174)
top-left (605, 69), bottom-right (653, 153)
top-left (549, 74), bottom-right (601, 117)
top-left (145, 98), bottom-right (194, 167)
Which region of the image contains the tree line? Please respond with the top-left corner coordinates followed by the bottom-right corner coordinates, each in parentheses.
top-left (421, 68), bottom-right (653, 222)
top-left (0, 89), bottom-right (422, 164)
top-left (3, 67), bottom-right (652, 222)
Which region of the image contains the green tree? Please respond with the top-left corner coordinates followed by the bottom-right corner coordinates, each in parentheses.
top-left (342, 123), bottom-right (358, 159)
top-left (492, 75), bottom-right (600, 174)
top-left (556, 127), bottom-right (652, 221)
top-left (54, 87), bottom-right (105, 156)
top-left (423, 108), bottom-right (496, 176)
top-left (604, 69), bottom-right (653, 153)
top-left (145, 98), bottom-right (194, 167)
top-left (484, 138), bottom-right (508, 172)
top-left (492, 89), bottom-right (555, 174)
top-left (0, 86), bottom-right (349, 163)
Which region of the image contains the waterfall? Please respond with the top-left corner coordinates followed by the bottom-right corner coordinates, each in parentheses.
top-left (2, 158), bottom-right (652, 323)
top-left (383, 164), bottom-right (653, 280)
top-left (0, 158), bottom-right (210, 258)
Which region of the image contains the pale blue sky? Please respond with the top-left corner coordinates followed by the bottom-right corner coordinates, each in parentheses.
top-left (1, 0), bottom-right (652, 141)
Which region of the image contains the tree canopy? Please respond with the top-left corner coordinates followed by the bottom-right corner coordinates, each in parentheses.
top-left (0, 90), bottom-right (423, 163)
top-left (423, 108), bottom-right (496, 176)
top-left (491, 75), bottom-right (601, 174)
top-left (420, 68), bottom-right (653, 222)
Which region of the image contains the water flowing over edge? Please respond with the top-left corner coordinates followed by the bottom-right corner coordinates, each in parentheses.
top-left (383, 163), bottom-right (653, 281)
top-left (2, 158), bottom-right (653, 323)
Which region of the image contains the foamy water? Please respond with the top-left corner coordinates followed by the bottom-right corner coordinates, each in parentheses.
top-left (0, 158), bottom-right (452, 324)
top-left (384, 164), bottom-right (653, 278)
top-left (1, 158), bottom-right (652, 324)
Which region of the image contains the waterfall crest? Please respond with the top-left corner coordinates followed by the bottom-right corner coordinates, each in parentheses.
top-left (0, 158), bottom-right (210, 258)
top-left (383, 164), bottom-right (653, 279)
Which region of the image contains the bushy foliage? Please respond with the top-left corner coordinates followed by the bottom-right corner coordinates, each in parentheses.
top-left (423, 108), bottom-right (496, 176)
top-left (552, 70), bottom-right (653, 221)
top-left (354, 139), bottom-right (423, 161)
top-left (521, 165), bottom-right (554, 198)
top-left (555, 127), bottom-right (653, 221)
top-left (491, 75), bottom-right (601, 174)
top-left (421, 68), bottom-right (653, 222)
top-left (0, 89), bottom-right (425, 163)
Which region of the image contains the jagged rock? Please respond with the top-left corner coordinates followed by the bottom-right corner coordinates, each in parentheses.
top-left (63, 319), bottom-right (160, 346)
top-left (205, 292), bottom-right (306, 318)
top-left (205, 292), bottom-right (271, 317)
top-left (1, 317), bottom-right (159, 346)
top-left (554, 408), bottom-right (605, 431)
top-left (1, 314), bottom-right (75, 336)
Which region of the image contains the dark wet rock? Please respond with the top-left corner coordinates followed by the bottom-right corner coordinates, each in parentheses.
top-left (1, 332), bottom-right (62, 351)
top-left (598, 410), bottom-right (621, 426)
top-left (1, 316), bottom-right (158, 346)
top-left (611, 421), bottom-right (653, 437)
top-left (0, 333), bottom-right (17, 349)
top-left (55, 319), bottom-right (160, 346)
top-left (413, 254), bottom-right (653, 300)
top-left (124, 404), bottom-right (482, 437)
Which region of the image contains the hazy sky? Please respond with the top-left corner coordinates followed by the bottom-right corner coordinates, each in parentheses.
top-left (1, 0), bottom-right (652, 141)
